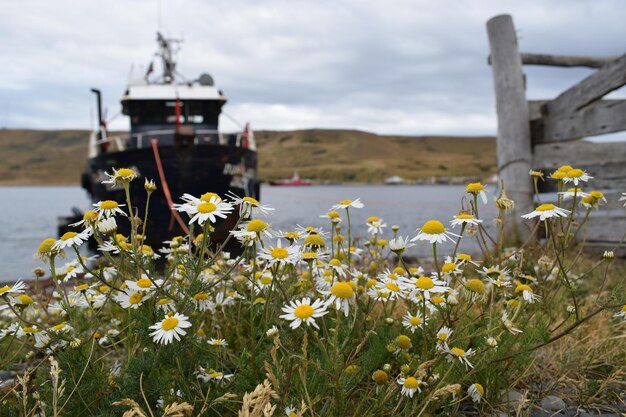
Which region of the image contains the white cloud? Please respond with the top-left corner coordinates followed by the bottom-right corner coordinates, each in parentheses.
top-left (1, 0), bottom-right (624, 135)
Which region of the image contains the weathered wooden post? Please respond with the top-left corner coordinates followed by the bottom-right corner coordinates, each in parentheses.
top-left (487, 15), bottom-right (534, 240)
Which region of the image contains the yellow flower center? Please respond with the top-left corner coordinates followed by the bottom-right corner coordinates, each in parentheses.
top-left (473, 383), bottom-right (485, 396)
top-left (551, 171), bottom-right (566, 179)
top-left (157, 298), bottom-right (172, 305)
top-left (455, 213), bottom-right (474, 220)
top-left (327, 211), bottom-right (340, 218)
top-left (301, 252), bottom-right (317, 260)
top-left (304, 234), bottom-right (325, 248)
top-left (129, 292), bottom-right (143, 304)
top-left (442, 263), bottom-right (456, 273)
top-left (415, 277), bottom-right (434, 290)
top-left (161, 317), bottom-right (179, 330)
top-left (409, 316), bottom-right (421, 326)
top-left (450, 347), bottom-right (465, 357)
top-left (465, 279), bottom-right (486, 294)
top-left (535, 204), bottom-right (555, 212)
top-left (438, 331), bottom-right (449, 341)
top-left (432, 296), bottom-right (444, 304)
top-left (38, 238), bottom-right (57, 254)
top-left (329, 258), bottom-right (342, 267)
top-left (201, 192), bottom-right (221, 202)
top-left (52, 323), bottom-right (66, 331)
top-left (396, 334), bottom-right (411, 349)
top-left (566, 187), bottom-right (581, 193)
top-left (247, 219), bottom-right (267, 232)
top-left (197, 202), bottom-right (217, 213)
top-left (367, 216), bottom-right (380, 222)
top-left (458, 253), bottom-right (472, 262)
top-left (333, 234), bottom-right (345, 243)
top-left (294, 304), bottom-right (314, 319)
top-left (557, 165), bottom-right (573, 172)
top-left (385, 282), bottom-right (400, 292)
top-left (366, 279), bottom-right (378, 288)
top-left (465, 182), bottom-right (485, 193)
top-left (271, 247), bottom-right (288, 259)
top-left (403, 377), bottom-right (419, 389)
top-left (100, 200), bottom-right (118, 210)
top-left (260, 276), bottom-right (273, 285)
top-left (117, 168), bottom-right (136, 178)
top-left (515, 284), bottom-right (533, 294)
top-left (61, 232), bottom-right (78, 241)
top-left (74, 284), bottom-right (89, 291)
top-left (137, 278), bottom-right (153, 288)
top-left (22, 327), bottom-right (39, 333)
top-left (18, 294), bottom-right (33, 304)
top-left (421, 220), bottom-right (445, 235)
top-left (0, 285), bottom-right (10, 294)
top-left (330, 282), bottom-right (354, 299)
top-left (590, 191), bottom-right (604, 199)
top-left (339, 199), bottom-right (352, 205)
top-left (83, 210), bottom-right (98, 221)
top-left (194, 292), bottom-right (209, 300)
top-left (242, 196), bottom-right (259, 206)
top-left (566, 168), bottom-right (583, 178)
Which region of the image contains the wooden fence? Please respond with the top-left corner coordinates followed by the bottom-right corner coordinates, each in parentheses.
top-left (486, 14), bottom-right (626, 251)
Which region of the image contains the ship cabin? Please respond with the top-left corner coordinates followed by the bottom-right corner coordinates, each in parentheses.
top-left (120, 77), bottom-right (229, 148)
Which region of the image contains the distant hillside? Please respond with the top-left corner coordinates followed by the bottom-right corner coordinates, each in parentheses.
top-left (0, 129), bottom-right (495, 185)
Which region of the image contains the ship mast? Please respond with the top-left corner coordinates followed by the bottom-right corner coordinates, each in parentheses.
top-left (156, 32), bottom-right (181, 84)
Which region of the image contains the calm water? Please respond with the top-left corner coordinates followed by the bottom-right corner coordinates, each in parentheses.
top-left (0, 184), bottom-right (495, 280)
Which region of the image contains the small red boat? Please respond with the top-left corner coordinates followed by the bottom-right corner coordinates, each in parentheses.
top-left (269, 172), bottom-right (313, 186)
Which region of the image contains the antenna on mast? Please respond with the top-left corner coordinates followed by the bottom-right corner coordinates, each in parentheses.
top-left (156, 32), bottom-right (182, 84)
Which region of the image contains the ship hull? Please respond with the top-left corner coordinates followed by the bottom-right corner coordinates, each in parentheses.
top-left (82, 144), bottom-right (259, 252)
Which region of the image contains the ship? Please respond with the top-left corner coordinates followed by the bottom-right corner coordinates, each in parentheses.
top-left (269, 171), bottom-right (313, 186)
top-left (79, 33), bottom-right (260, 250)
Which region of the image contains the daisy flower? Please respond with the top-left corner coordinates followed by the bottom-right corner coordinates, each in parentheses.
top-left (370, 280), bottom-right (405, 301)
top-left (468, 383), bottom-right (485, 403)
top-left (321, 281), bottom-right (356, 317)
top-left (332, 198), bottom-right (364, 210)
top-left (619, 192), bottom-right (626, 206)
top-left (515, 284), bottom-right (540, 303)
top-left (113, 290), bottom-right (149, 309)
top-left (280, 297), bottom-right (328, 329)
top-left (227, 192), bottom-right (274, 216)
top-left (93, 200), bottom-right (127, 219)
top-left (501, 311), bottom-right (522, 335)
top-left (580, 191), bottom-right (607, 209)
top-left (389, 236), bottom-right (414, 254)
top-left (174, 192), bottom-right (223, 214)
top-left (69, 210), bottom-right (99, 230)
top-left (563, 168), bottom-right (593, 185)
top-left (486, 336), bottom-right (498, 349)
top-left (125, 276), bottom-right (163, 292)
top-left (445, 346), bottom-right (475, 369)
top-left (465, 182), bottom-right (488, 204)
top-left (258, 240), bottom-right (300, 267)
top-left (450, 213), bottom-right (483, 228)
top-left (614, 305), bottom-right (626, 320)
top-left (193, 292), bottom-right (215, 311)
top-left (397, 376), bottom-right (423, 398)
top-left (149, 313), bottom-right (192, 345)
top-left (195, 366), bottom-right (234, 384)
top-left (367, 219), bottom-right (387, 235)
top-left (102, 167), bottom-right (137, 185)
top-left (521, 204), bottom-right (570, 221)
top-left (401, 276), bottom-right (449, 301)
top-left (402, 312), bottom-right (425, 333)
top-left (97, 217), bottom-right (118, 234)
top-left (16, 325), bottom-right (50, 348)
top-left (559, 187), bottom-right (589, 201)
top-left (412, 220), bottom-right (459, 244)
top-left (456, 253), bottom-right (479, 266)
top-left (156, 298), bottom-right (175, 312)
top-left (327, 258), bottom-right (349, 278)
top-left (176, 194), bottom-right (234, 226)
top-left (52, 230), bottom-right (91, 250)
top-left (207, 338), bottom-right (228, 347)
top-left (284, 406), bottom-right (298, 417)
top-left (0, 280), bottom-right (27, 296)
top-left (266, 325), bottom-right (279, 338)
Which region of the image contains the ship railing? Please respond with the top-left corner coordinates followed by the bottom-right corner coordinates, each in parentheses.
top-left (89, 128), bottom-right (255, 157)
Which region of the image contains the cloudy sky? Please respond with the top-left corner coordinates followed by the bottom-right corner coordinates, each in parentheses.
top-left (1, 0), bottom-right (624, 136)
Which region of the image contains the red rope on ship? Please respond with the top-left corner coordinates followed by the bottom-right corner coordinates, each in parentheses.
top-left (150, 138), bottom-right (190, 234)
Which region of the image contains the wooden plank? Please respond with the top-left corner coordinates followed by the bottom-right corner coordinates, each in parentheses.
top-left (532, 100), bottom-right (626, 143)
top-left (532, 141), bottom-right (626, 190)
top-left (542, 54), bottom-right (626, 116)
top-left (584, 214), bottom-right (626, 245)
top-left (487, 14), bottom-right (534, 240)
top-left (489, 53), bottom-right (619, 68)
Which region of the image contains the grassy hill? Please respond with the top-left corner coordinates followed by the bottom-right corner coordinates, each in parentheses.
top-left (0, 129), bottom-right (495, 185)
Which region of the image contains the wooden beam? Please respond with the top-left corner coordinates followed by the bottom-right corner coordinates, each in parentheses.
top-left (532, 141), bottom-right (626, 190)
top-left (542, 53), bottom-right (626, 115)
top-left (487, 14), bottom-right (534, 241)
top-left (489, 53), bottom-right (619, 68)
top-left (531, 100), bottom-right (626, 143)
